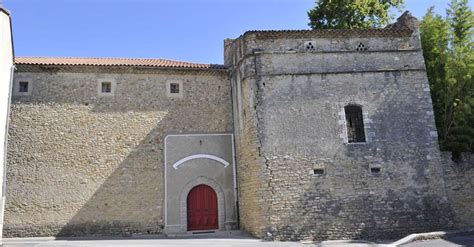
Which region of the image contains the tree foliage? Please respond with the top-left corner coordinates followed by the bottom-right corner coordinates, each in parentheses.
top-left (420, 0), bottom-right (474, 160)
top-left (307, 0), bottom-right (405, 29)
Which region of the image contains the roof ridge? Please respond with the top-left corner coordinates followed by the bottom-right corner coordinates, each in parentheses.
top-left (15, 56), bottom-right (213, 64)
top-left (14, 56), bottom-right (227, 70)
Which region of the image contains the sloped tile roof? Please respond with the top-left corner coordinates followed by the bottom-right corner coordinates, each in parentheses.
top-left (15, 57), bottom-right (227, 70)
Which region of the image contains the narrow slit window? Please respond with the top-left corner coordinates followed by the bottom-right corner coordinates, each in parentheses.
top-left (101, 82), bottom-right (112, 93)
top-left (313, 168), bottom-right (325, 175)
top-left (371, 167), bottom-right (381, 173)
top-left (170, 83), bottom-right (180, 94)
top-left (19, 81), bottom-right (29, 93)
top-left (345, 105), bottom-right (366, 143)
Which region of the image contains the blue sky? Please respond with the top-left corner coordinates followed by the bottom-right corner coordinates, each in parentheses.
top-left (3, 0), bottom-right (469, 64)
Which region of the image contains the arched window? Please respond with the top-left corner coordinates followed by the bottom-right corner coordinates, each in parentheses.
top-left (345, 105), bottom-right (366, 143)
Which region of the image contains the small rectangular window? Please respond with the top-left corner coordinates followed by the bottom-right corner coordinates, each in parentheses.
top-left (19, 81), bottom-right (29, 93)
top-left (313, 168), bottom-right (325, 175)
top-left (14, 78), bottom-right (32, 96)
top-left (166, 80), bottom-right (183, 98)
top-left (97, 79), bottom-right (116, 96)
top-left (101, 82), bottom-right (112, 93)
top-left (170, 83), bottom-right (180, 94)
top-left (371, 167), bottom-right (381, 173)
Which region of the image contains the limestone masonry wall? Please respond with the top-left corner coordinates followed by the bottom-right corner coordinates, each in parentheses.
top-left (5, 69), bottom-right (232, 237)
top-left (255, 71), bottom-right (455, 240)
top-left (442, 153), bottom-right (474, 229)
top-left (226, 37), bottom-right (269, 236)
top-left (225, 18), bottom-right (463, 240)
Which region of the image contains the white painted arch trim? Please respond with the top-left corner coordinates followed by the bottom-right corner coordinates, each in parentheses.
top-left (172, 154), bottom-right (230, 170)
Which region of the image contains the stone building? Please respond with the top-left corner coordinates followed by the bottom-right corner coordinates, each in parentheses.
top-left (3, 11), bottom-right (473, 240)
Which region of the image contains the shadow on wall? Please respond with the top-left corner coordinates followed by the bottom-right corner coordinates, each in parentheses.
top-left (54, 101), bottom-right (230, 237)
top-left (57, 123), bottom-right (165, 237)
top-left (259, 148), bottom-right (456, 242)
top-left (255, 73), bottom-right (456, 241)
top-left (441, 152), bottom-right (474, 231)
top-left (3, 71), bottom-right (232, 238)
top-left (54, 104), bottom-right (170, 237)
top-left (4, 97), bottom-right (230, 237)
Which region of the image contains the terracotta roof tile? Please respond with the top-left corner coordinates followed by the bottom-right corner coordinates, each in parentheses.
top-left (15, 57), bottom-right (226, 70)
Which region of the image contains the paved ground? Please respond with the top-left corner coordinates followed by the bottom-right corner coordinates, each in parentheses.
top-left (3, 238), bottom-right (305, 247)
top-left (3, 234), bottom-right (473, 247)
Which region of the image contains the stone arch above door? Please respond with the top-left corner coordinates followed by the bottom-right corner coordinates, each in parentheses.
top-left (179, 176), bottom-right (225, 232)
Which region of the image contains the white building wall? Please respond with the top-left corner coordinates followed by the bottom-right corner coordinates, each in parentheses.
top-left (0, 6), bottom-right (14, 242)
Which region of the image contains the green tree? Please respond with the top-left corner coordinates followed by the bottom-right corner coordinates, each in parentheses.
top-left (448, 0), bottom-right (473, 47)
top-left (307, 0), bottom-right (405, 29)
top-left (420, 0), bottom-right (474, 160)
top-left (420, 8), bottom-right (450, 146)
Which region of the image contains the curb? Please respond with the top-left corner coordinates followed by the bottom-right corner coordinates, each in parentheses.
top-left (390, 228), bottom-right (474, 246)
top-left (299, 228), bottom-right (474, 246)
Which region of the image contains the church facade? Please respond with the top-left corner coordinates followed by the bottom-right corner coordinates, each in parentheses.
top-left (4, 12), bottom-right (474, 240)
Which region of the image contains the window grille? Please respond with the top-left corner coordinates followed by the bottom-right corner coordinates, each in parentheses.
top-left (101, 82), bottom-right (112, 93)
top-left (170, 83), bottom-right (180, 94)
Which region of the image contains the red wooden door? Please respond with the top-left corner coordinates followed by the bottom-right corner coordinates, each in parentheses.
top-left (187, 184), bottom-right (218, 231)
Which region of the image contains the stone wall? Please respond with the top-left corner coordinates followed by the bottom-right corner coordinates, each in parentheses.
top-left (442, 152), bottom-right (474, 229)
top-left (255, 71), bottom-right (454, 241)
top-left (233, 76), bottom-right (268, 236)
top-left (226, 37), bottom-right (270, 236)
top-left (226, 15), bottom-right (456, 240)
top-left (4, 69), bottom-right (232, 237)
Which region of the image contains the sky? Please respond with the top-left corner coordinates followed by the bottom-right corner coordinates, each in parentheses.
top-left (2, 0), bottom-right (470, 64)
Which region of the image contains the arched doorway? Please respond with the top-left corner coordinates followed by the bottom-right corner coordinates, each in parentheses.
top-left (187, 184), bottom-right (218, 231)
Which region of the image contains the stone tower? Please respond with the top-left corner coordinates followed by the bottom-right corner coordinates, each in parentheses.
top-left (225, 12), bottom-right (454, 240)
